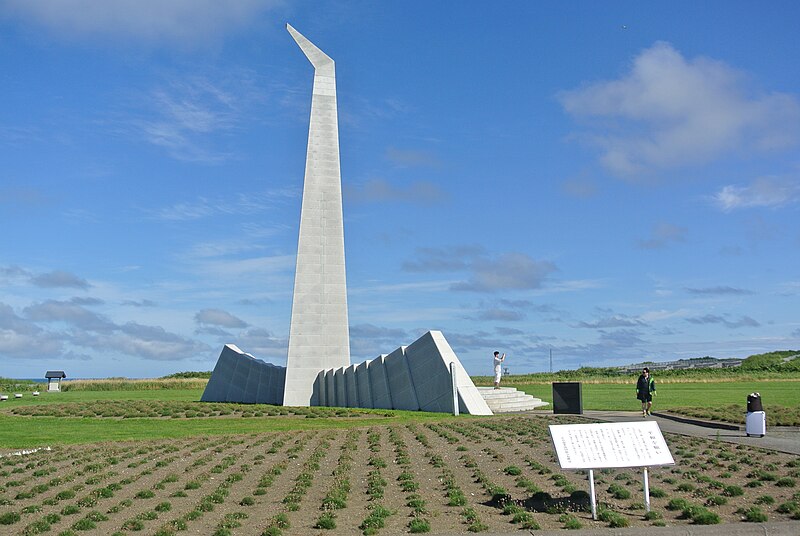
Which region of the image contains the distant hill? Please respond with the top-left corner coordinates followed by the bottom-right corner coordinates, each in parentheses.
top-left (160, 371), bottom-right (212, 379)
top-left (618, 350), bottom-right (799, 374)
top-left (740, 350), bottom-right (800, 371)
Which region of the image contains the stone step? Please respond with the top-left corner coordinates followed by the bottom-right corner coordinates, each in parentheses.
top-left (476, 387), bottom-right (549, 413)
top-left (476, 387), bottom-right (524, 397)
top-left (489, 400), bottom-right (550, 412)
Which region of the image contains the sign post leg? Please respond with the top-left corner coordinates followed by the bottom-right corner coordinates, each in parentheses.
top-left (642, 466), bottom-right (650, 513)
top-left (588, 469), bottom-right (597, 520)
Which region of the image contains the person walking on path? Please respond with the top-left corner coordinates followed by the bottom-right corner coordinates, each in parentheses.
top-left (493, 351), bottom-right (506, 389)
top-left (636, 367), bottom-right (656, 417)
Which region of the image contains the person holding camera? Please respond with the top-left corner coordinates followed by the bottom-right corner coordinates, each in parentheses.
top-left (493, 351), bottom-right (506, 389)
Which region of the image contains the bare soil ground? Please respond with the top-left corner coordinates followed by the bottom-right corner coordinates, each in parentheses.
top-left (2, 415), bottom-right (800, 535)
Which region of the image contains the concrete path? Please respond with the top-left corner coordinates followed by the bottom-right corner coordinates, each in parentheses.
top-left (581, 410), bottom-right (800, 455)
top-left (475, 521), bottom-right (800, 535)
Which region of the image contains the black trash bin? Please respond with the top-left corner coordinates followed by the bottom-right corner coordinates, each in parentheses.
top-left (552, 382), bottom-right (582, 414)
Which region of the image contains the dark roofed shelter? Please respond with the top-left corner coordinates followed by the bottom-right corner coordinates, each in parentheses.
top-left (45, 370), bottom-right (66, 392)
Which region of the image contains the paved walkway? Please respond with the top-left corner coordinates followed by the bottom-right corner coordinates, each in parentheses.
top-left (478, 521), bottom-right (800, 535)
top-left (581, 410), bottom-right (800, 455)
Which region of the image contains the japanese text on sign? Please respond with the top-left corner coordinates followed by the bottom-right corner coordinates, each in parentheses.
top-left (549, 421), bottom-right (674, 470)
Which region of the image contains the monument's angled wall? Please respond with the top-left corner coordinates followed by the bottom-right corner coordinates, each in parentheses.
top-left (201, 344), bottom-right (285, 405)
top-left (367, 356), bottom-right (392, 409)
top-left (313, 331), bottom-right (493, 416)
top-left (355, 361), bottom-right (372, 409)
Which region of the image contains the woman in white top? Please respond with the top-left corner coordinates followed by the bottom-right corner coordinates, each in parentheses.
top-left (493, 351), bottom-right (506, 389)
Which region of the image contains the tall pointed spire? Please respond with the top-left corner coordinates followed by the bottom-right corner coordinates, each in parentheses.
top-left (283, 24), bottom-right (350, 406)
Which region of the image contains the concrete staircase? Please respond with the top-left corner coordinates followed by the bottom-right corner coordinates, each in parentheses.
top-left (477, 387), bottom-right (549, 413)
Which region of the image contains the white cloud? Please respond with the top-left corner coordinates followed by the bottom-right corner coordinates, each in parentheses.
top-left (132, 78), bottom-right (241, 162)
top-left (345, 178), bottom-right (447, 205)
top-left (195, 308), bottom-right (247, 329)
top-left (1, 0), bottom-right (281, 44)
top-left (15, 298), bottom-right (211, 361)
top-left (150, 189), bottom-right (297, 221)
top-left (452, 253), bottom-right (557, 293)
top-left (685, 314), bottom-right (761, 329)
top-left (713, 176), bottom-right (800, 211)
top-left (637, 222), bottom-right (687, 250)
top-left (30, 270), bottom-right (91, 289)
top-left (559, 42), bottom-right (800, 177)
top-left (0, 302), bottom-right (64, 358)
top-left (385, 147), bottom-right (443, 168)
top-left (402, 247), bottom-right (556, 293)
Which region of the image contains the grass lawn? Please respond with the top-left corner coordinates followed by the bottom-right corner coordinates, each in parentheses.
top-left (2, 379), bottom-right (799, 449)
top-left (0, 389), bottom-right (463, 448)
top-left (0, 388), bottom-right (205, 407)
top-left (518, 380), bottom-right (800, 411)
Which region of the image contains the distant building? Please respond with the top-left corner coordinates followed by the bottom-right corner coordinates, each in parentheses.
top-left (45, 371), bottom-right (67, 392)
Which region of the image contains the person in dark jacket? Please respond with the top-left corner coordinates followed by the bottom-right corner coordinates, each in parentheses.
top-left (636, 367), bottom-right (656, 417)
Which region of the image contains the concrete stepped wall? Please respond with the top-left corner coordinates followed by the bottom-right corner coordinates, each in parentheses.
top-left (201, 344), bottom-right (285, 405)
top-left (314, 331), bottom-right (492, 415)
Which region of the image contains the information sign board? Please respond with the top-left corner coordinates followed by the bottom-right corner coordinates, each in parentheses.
top-left (550, 421), bottom-right (674, 470)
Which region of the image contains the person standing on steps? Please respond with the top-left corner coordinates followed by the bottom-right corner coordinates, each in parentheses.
top-left (493, 351), bottom-right (506, 389)
top-left (636, 367), bottom-right (656, 417)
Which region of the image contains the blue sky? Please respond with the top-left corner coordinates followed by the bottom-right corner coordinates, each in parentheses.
top-left (1, 1), bottom-right (799, 379)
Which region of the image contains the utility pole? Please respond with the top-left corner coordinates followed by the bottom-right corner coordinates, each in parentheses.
top-left (549, 348), bottom-right (553, 373)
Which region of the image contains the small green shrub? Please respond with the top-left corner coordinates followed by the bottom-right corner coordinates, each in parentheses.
top-left (71, 518), bottom-right (96, 531)
top-left (738, 506), bottom-right (768, 522)
top-left (723, 485), bottom-right (744, 496)
top-left (122, 519), bottom-right (145, 531)
top-left (0, 512), bottom-right (21, 525)
top-left (559, 513), bottom-right (582, 529)
top-left (688, 507), bottom-right (721, 525)
top-left (608, 483), bottom-right (631, 499)
top-left (503, 466), bottom-right (522, 476)
top-left (314, 512), bottom-right (336, 530)
top-left (667, 498), bottom-right (691, 511)
top-left (408, 518), bottom-right (430, 533)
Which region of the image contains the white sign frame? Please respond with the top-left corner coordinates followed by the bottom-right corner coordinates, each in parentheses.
top-left (549, 421), bottom-right (674, 518)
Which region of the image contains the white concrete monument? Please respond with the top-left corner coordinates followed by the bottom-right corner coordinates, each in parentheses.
top-left (283, 23), bottom-right (351, 406)
top-left (200, 25), bottom-right (492, 416)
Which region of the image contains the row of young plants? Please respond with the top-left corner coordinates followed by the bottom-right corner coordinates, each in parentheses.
top-left (312, 429), bottom-right (360, 530)
top-left (417, 424), bottom-right (490, 532)
top-left (4, 416), bottom-right (800, 533)
top-left (1, 432), bottom-right (304, 535)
